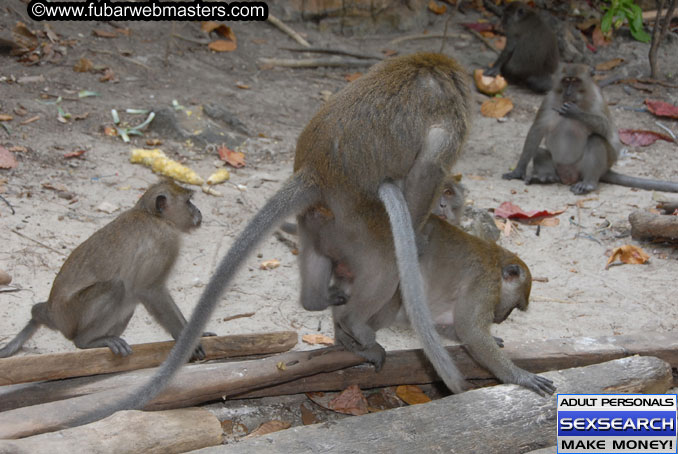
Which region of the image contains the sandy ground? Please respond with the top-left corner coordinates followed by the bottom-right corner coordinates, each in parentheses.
top-left (0, 0), bottom-right (677, 438)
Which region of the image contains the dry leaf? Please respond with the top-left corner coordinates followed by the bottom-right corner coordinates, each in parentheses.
top-left (218, 145), bottom-right (246, 168)
top-left (396, 385), bottom-right (431, 405)
top-left (236, 83), bottom-right (251, 89)
top-left (382, 49), bottom-right (398, 56)
top-left (260, 259), bottom-right (280, 270)
top-left (276, 361), bottom-right (286, 371)
top-left (493, 36), bottom-right (506, 50)
top-left (495, 201), bottom-right (565, 220)
top-left (595, 58), bottom-right (624, 71)
top-left (344, 72), bottom-right (362, 82)
top-left (480, 97), bottom-right (513, 118)
top-left (591, 25), bottom-right (611, 47)
top-left (243, 420), bottom-right (291, 439)
top-left (0, 114), bottom-right (13, 121)
top-left (428, 0), bottom-right (447, 14)
top-left (103, 125), bottom-right (118, 136)
top-left (73, 57), bottom-right (93, 73)
top-left (64, 150), bottom-right (87, 159)
top-left (146, 139), bottom-right (163, 146)
top-left (534, 217), bottom-right (560, 227)
top-left (99, 68), bottom-right (117, 82)
top-left (645, 99), bottom-right (678, 119)
top-left (12, 22), bottom-right (38, 52)
top-left (328, 385), bottom-right (369, 416)
top-left (208, 40), bottom-right (237, 52)
top-left (0, 146), bottom-right (18, 169)
top-left (93, 29), bottom-right (117, 38)
top-left (302, 334), bottom-right (335, 345)
top-left (605, 245), bottom-right (650, 269)
top-left (300, 403), bottom-right (320, 425)
top-left (202, 22), bottom-right (236, 41)
top-left (201, 21), bottom-right (221, 33)
top-left (473, 69), bottom-right (507, 95)
top-left (619, 129), bottom-right (674, 146)
top-left (0, 270), bottom-right (11, 286)
top-left (20, 115), bottom-right (40, 125)
top-left (461, 22), bottom-right (494, 33)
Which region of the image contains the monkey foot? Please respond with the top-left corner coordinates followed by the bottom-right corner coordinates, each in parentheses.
top-left (493, 336), bottom-right (504, 348)
top-left (517, 372), bottom-right (556, 397)
top-left (191, 344), bottom-right (208, 361)
top-left (103, 337), bottom-right (133, 356)
top-left (202, 331), bottom-right (217, 337)
top-left (570, 182), bottom-right (596, 194)
top-left (328, 286), bottom-right (348, 306)
top-left (502, 170), bottom-right (525, 181)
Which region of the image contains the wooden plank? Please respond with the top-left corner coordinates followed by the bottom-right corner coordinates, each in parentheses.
top-left (0, 332), bottom-right (676, 440)
top-left (0, 408), bottom-right (222, 454)
top-left (0, 331), bottom-right (297, 385)
top-left (192, 356), bottom-right (673, 454)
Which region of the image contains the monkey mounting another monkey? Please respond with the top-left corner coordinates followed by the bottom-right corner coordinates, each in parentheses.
top-left (0, 181), bottom-right (213, 360)
top-left (484, 1), bottom-right (559, 93)
top-left (75, 53), bottom-right (471, 425)
top-left (503, 64), bottom-right (678, 194)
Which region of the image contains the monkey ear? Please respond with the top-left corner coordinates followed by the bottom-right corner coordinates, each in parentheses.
top-left (155, 195), bottom-right (168, 213)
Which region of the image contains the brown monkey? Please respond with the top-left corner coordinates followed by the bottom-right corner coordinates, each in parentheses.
top-left (0, 181), bottom-right (212, 359)
top-left (431, 174), bottom-right (465, 225)
top-left (503, 64), bottom-right (678, 194)
top-left (77, 53), bottom-right (471, 425)
top-left (484, 1), bottom-right (559, 93)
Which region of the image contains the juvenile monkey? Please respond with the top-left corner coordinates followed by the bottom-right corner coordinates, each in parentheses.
top-left (484, 1), bottom-right (559, 93)
top-left (503, 64), bottom-right (678, 194)
top-left (0, 181), bottom-right (212, 360)
top-left (431, 174), bottom-right (465, 225)
top-left (79, 53), bottom-right (471, 424)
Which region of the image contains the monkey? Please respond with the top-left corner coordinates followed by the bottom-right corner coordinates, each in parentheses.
top-left (431, 173), bottom-right (465, 225)
top-left (73, 53), bottom-right (472, 425)
top-left (0, 181), bottom-right (213, 360)
top-left (503, 64), bottom-right (678, 194)
top-left (484, 1), bottom-right (559, 93)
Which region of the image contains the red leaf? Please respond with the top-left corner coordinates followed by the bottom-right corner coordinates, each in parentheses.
top-left (217, 145), bottom-right (245, 168)
top-left (645, 99), bottom-right (678, 119)
top-left (0, 146), bottom-right (18, 169)
top-left (64, 149), bottom-right (87, 159)
top-left (619, 129), bottom-right (674, 147)
top-left (495, 202), bottom-right (565, 220)
top-left (327, 385), bottom-right (368, 416)
top-left (461, 22), bottom-right (494, 33)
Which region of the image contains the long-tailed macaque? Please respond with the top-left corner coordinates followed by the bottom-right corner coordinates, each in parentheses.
top-left (503, 64), bottom-right (678, 194)
top-left (78, 53), bottom-right (472, 424)
top-left (484, 2), bottom-right (559, 93)
top-left (0, 181), bottom-right (212, 360)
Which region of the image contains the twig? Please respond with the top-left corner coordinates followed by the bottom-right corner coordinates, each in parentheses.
top-left (11, 229), bottom-right (65, 256)
top-left (222, 312), bottom-right (256, 322)
top-left (171, 33), bottom-right (209, 46)
top-left (267, 13), bottom-right (310, 47)
top-left (387, 32), bottom-right (466, 46)
top-left (655, 121), bottom-right (677, 141)
top-left (439, 15), bottom-right (454, 54)
top-left (259, 57), bottom-right (373, 69)
top-left (0, 195), bottom-right (15, 214)
top-left (87, 48), bottom-right (153, 71)
top-left (281, 47), bottom-right (382, 60)
top-left (467, 28), bottom-right (500, 54)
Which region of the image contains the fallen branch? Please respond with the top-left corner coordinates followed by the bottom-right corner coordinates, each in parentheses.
top-left (467, 28), bottom-right (501, 54)
top-left (281, 47), bottom-right (383, 60)
top-left (0, 408), bottom-right (222, 454)
top-left (1, 332), bottom-right (676, 438)
top-left (0, 331), bottom-right (297, 385)
top-left (259, 57), bottom-right (373, 69)
top-left (193, 356), bottom-right (673, 454)
top-left (629, 210), bottom-right (678, 243)
top-left (267, 13), bottom-right (310, 47)
top-left (387, 32), bottom-right (466, 47)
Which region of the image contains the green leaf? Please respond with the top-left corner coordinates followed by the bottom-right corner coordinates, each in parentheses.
top-left (601, 10), bottom-right (614, 32)
top-left (630, 27), bottom-right (651, 42)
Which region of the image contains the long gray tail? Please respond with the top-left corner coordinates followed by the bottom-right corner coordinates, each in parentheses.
top-left (377, 182), bottom-right (467, 394)
top-left (0, 318), bottom-right (40, 358)
top-left (601, 170), bottom-right (678, 193)
top-left (73, 172), bottom-right (320, 426)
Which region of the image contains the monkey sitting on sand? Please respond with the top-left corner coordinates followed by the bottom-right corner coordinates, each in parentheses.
top-left (0, 181), bottom-right (213, 359)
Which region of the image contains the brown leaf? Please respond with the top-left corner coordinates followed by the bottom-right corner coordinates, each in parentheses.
top-left (92, 29), bottom-right (117, 38)
top-left (396, 385), bottom-right (431, 405)
top-left (218, 145), bottom-right (246, 168)
top-left (0, 146), bottom-right (18, 169)
top-left (103, 125), bottom-right (118, 136)
top-left (64, 149), bottom-right (87, 159)
top-left (428, 0), bottom-right (447, 14)
top-left (366, 388), bottom-right (403, 412)
top-left (12, 22), bottom-right (38, 52)
top-left (344, 72), bottom-right (362, 82)
top-left (480, 97), bottom-right (513, 118)
top-left (236, 83), bottom-right (251, 89)
top-left (302, 334), bottom-right (334, 345)
top-left (595, 58), bottom-right (624, 71)
top-left (382, 49), bottom-right (398, 56)
top-left (605, 245), bottom-right (650, 269)
top-left (243, 420), bottom-right (291, 439)
top-left (260, 259), bottom-right (280, 270)
top-left (328, 385), bottom-right (368, 416)
top-left (591, 25), bottom-right (611, 47)
top-left (645, 99), bottom-right (678, 119)
top-left (533, 217), bottom-right (560, 227)
top-left (20, 115), bottom-right (40, 125)
top-left (73, 57), bottom-right (93, 73)
top-left (99, 68), bottom-right (117, 82)
top-left (300, 403), bottom-right (320, 425)
top-left (619, 129), bottom-right (674, 146)
top-left (201, 21), bottom-right (221, 33)
top-left (208, 40), bottom-right (237, 52)
top-left (0, 114), bottom-right (13, 121)
top-left (146, 139), bottom-right (163, 146)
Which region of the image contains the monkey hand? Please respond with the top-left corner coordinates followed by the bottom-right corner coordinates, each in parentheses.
top-left (484, 66), bottom-right (500, 77)
top-left (554, 102), bottom-right (582, 118)
top-left (516, 371), bottom-right (556, 397)
top-left (328, 286), bottom-right (349, 306)
top-left (493, 336), bottom-right (504, 348)
top-left (502, 168), bottom-right (526, 181)
top-left (570, 181), bottom-right (596, 195)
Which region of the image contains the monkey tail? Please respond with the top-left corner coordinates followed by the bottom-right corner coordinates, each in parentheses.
top-left (0, 302), bottom-right (46, 358)
top-left (601, 170), bottom-right (678, 193)
top-left (378, 182), bottom-right (467, 394)
top-left (71, 172), bottom-right (320, 426)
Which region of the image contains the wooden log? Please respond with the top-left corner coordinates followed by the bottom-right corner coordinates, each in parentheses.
top-left (0, 331), bottom-right (297, 385)
top-left (629, 210), bottom-right (678, 242)
top-left (1, 332), bottom-right (677, 440)
top-left (191, 356), bottom-right (673, 454)
top-left (0, 408), bottom-right (222, 454)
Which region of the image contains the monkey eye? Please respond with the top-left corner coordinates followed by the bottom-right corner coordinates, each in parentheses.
top-left (443, 189), bottom-right (454, 197)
